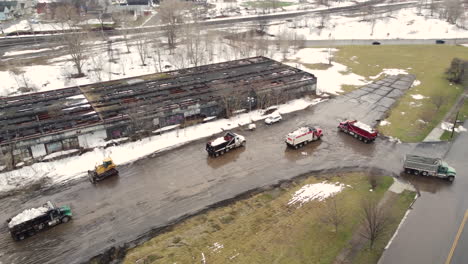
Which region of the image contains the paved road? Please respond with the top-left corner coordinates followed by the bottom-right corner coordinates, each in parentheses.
top-left (0, 74), bottom-right (425, 264)
top-left (379, 121), bottom-right (468, 264)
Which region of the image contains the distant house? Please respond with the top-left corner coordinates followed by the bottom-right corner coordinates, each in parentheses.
top-left (0, 1), bottom-right (17, 20)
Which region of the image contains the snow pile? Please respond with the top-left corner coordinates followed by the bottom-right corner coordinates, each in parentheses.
top-left (412, 80), bottom-right (421, 87)
top-left (8, 206), bottom-right (49, 228)
top-left (288, 181), bottom-right (345, 207)
top-left (210, 242), bottom-right (224, 252)
top-left (284, 48), bottom-right (367, 94)
top-left (42, 149), bottom-right (80, 161)
top-left (387, 136), bottom-right (402, 144)
top-left (370, 69), bottom-right (409, 80)
top-left (411, 94), bottom-right (425, 100)
top-left (441, 122), bottom-right (467, 133)
top-left (380, 120), bottom-right (391, 126)
top-left (0, 97), bottom-right (326, 193)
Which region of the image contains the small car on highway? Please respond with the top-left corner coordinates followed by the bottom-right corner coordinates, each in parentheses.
top-left (265, 113), bottom-right (282, 125)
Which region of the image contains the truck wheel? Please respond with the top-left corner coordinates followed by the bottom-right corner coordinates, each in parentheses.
top-left (421, 171), bottom-right (428, 176)
top-left (448, 176), bottom-right (455, 182)
top-left (17, 234), bottom-right (25, 241)
top-left (304, 140), bottom-right (308, 145)
top-left (36, 223), bottom-right (45, 230)
top-left (354, 134), bottom-right (358, 138)
top-left (241, 141), bottom-right (246, 147)
top-left (61, 216), bottom-right (71, 223)
top-left (405, 168), bottom-right (412, 174)
top-left (413, 170), bottom-right (420, 175)
top-left (363, 138), bottom-right (369, 143)
top-left (28, 230), bottom-right (36, 236)
top-left (294, 145), bottom-right (299, 149)
top-left (215, 152), bottom-right (219, 157)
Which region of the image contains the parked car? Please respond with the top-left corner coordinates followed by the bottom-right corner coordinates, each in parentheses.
top-left (435, 39), bottom-right (445, 44)
top-left (265, 113), bottom-right (282, 125)
top-left (372, 41), bottom-right (381, 45)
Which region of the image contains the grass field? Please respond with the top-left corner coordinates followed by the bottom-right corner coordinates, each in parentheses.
top-left (334, 45), bottom-right (468, 142)
top-left (124, 173), bottom-right (413, 264)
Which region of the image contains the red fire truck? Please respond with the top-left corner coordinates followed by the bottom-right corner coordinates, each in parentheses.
top-left (338, 120), bottom-right (378, 143)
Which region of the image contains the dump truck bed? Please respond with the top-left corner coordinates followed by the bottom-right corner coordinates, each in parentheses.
top-left (404, 154), bottom-right (440, 172)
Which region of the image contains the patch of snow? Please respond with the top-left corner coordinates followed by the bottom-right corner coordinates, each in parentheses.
top-left (412, 80), bottom-right (421, 87)
top-left (42, 149), bottom-right (80, 161)
top-left (4, 48), bottom-right (53, 57)
top-left (15, 162), bottom-right (24, 167)
top-left (152, 124), bottom-right (180, 134)
top-left (248, 123), bottom-right (256, 130)
top-left (369, 189), bottom-right (374, 192)
top-left (203, 116), bottom-right (217, 122)
top-left (370, 69), bottom-right (409, 80)
top-left (201, 253), bottom-right (206, 264)
top-left (288, 181), bottom-right (345, 207)
top-left (411, 94), bottom-right (426, 100)
top-left (401, 112), bottom-right (406, 115)
top-left (229, 253), bottom-right (240, 260)
top-left (301, 152), bottom-right (308, 156)
top-left (417, 119), bottom-right (427, 124)
top-left (441, 122), bottom-right (467, 133)
top-left (285, 48), bottom-right (367, 94)
top-left (387, 136), bottom-right (402, 144)
top-left (8, 206), bottom-right (49, 228)
top-left (211, 242), bottom-right (224, 252)
top-left (380, 120), bottom-right (391, 126)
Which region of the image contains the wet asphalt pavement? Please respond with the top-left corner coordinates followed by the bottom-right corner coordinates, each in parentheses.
top-left (0, 74), bottom-right (453, 264)
top-left (379, 121), bottom-right (468, 264)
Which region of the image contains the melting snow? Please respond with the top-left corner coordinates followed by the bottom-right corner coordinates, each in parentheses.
top-left (288, 181), bottom-right (345, 207)
top-left (370, 69), bottom-right (409, 80)
top-left (8, 206), bottom-right (49, 228)
top-left (380, 120), bottom-right (391, 126)
top-left (412, 80), bottom-right (421, 87)
top-left (441, 122), bottom-right (467, 133)
top-left (210, 242), bottom-right (224, 252)
top-left (411, 94), bottom-right (425, 100)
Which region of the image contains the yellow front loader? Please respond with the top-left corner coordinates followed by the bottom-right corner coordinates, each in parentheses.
top-left (88, 157), bottom-right (119, 184)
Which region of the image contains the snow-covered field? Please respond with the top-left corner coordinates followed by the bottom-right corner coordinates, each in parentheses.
top-left (0, 97), bottom-right (325, 194)
top-left (266, 7), bottom-right (468, 40)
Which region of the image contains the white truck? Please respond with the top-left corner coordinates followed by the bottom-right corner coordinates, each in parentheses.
top-left (285, 126), bottom-right (323, 149)
top-left (206, 132), bottom-right (246, 157)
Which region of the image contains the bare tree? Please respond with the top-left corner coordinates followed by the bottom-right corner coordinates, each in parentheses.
top-left (159, 0), bottom-right (189, 49)
top-left (60, 30), bottom-right (89, 77)
top-left (112, 11), bottom-right (134, 53)
top-left (431, 94), bottom-right (449, 111)
top-left (320, 196), bottom-right (346, 233)
top-left (182, 22), bottom-right (204, 67)
top-left (360, 198), bottom-right (389, 249)
top-left (443, 0), bottom-right (464, 24)
top-left (135, 32), bottom-right (150, 66)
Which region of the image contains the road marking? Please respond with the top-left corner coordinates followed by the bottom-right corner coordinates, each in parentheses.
top-left (445, 210), bottom-right (468, 264)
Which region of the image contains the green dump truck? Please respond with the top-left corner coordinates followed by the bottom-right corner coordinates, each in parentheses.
top-left (403, 154), bottom-right (456, 182)
top-left (6, 201), bottom-right (72, 241)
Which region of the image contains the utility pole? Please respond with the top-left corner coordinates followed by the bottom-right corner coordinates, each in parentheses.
top-left (451, 111), bottom-right (460, 139)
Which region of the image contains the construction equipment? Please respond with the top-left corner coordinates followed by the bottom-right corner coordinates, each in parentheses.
top-left (338, 120), bottom-right (378, 143)
top-left (6, 201), bottom-right (72, 241)
top-left (285, 126), bottom-right (323, 149)
top-left (206, 132), bottom-right (246, 157)
top-left (403, 154), bottom-right (456, 182)
top-left (88, 157), bottom-right (119, 184)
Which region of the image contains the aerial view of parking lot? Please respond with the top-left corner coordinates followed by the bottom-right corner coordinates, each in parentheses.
top-left (0, 0), bottom-right (467, 263)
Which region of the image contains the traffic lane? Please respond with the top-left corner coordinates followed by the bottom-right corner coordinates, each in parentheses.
top-left (449, 211), bottom-right (468, 264)
top-left (379, 123), bottom-right (468, 264)
top-left (0, 105), bottom-right (412, 264)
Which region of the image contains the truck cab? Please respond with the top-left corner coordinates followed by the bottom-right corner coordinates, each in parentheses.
top-left (438, 162), bottom-right (457, 178)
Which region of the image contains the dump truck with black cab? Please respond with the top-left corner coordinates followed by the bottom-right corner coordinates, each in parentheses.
top-left (285, 126), bottom-right (323, 149)
top-left (88, 157), bottom-right (119, 184)
top-left (206, 132), bottom-right (246, 157)
top-left (338, 120), bottom-right (378, 143)
top-left (6, 201), bottom-right (72, 241)
top-left (403, 154), bottom-right (456, 182)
